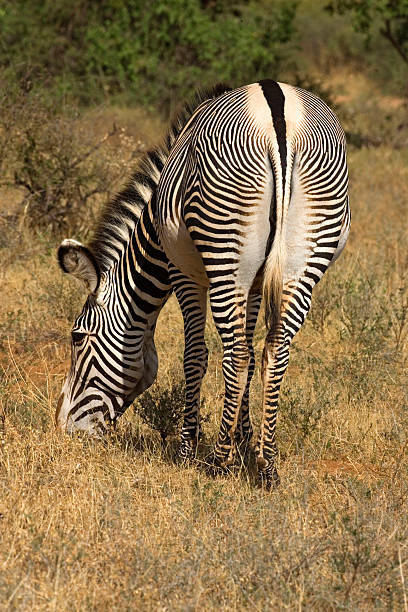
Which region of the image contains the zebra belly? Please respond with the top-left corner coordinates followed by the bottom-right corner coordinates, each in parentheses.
top-left (160, 217), bottom-right (209, 287)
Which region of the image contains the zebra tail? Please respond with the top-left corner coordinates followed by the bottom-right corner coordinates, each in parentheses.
top-left (262, 147), bottom-right (293, 333)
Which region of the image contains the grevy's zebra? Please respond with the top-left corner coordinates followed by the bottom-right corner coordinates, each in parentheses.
top-left (57, 80), bottom-right (349, 487)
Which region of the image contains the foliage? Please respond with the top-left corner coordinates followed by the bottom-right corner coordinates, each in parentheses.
top-left (0, 0), bottom-right (297, 111)
top-left (279, 367), bottom-right (330, 450)
top-left (292, 72), bottom-right (340, 111)
top-left (326, 0), bottom-right (408, 69)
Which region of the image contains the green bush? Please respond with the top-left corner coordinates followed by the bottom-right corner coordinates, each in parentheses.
top-left (0, 0), bottom-right (297, 110)
top-left (84, 0), bottom-right (297, 110)
top-left (279, 366), bottom-right (331, 451)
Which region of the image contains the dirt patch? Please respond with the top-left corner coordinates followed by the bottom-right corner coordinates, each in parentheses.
top-left (309, 457), bottom-right (383, 480)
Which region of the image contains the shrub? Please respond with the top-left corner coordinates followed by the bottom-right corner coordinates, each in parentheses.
top-left (279, 366), bottom-right (332, 451)
top-left (134, 376), bottom-right (185, 443)
top-left (0, 85), bottom-right (138, 233)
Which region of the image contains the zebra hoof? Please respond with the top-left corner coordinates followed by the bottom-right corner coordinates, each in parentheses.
top-left (204, 463), bottom-right (225, 478)
top-left (204, 460), bottom-right (230, 479)
top-left (176, 439), bottom-right (197, 464)
top-left (257, 456), bottom-right (280, 490)
top-left (203, 450), bottom-right (232, 477)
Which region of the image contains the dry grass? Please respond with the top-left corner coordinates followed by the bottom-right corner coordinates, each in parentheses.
top-left (1, 84), bottom-right (408, 610)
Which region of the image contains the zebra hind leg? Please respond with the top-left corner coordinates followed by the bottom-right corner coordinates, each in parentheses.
top-left (170, 267), bottom-right (208, 462)
top-left (257, 284), bottom-right (312, 489)
top-left (235, 293), bottom-right (262, 454)
top-left (209, 286), bottom-right (251, 469)
top-left (256, 323), bottom-right (289, 488)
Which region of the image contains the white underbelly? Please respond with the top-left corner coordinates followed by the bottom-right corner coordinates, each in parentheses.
top-left (160, 218), bottom-right (209, 286)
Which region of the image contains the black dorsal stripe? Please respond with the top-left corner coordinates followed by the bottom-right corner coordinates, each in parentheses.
top-left (258, 79), bottom-right (287, 198)
top-left (258, 79), bottom-right (287, 258)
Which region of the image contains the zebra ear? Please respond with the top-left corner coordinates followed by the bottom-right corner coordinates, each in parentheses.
top-left (58, 239), bottom-right (100, 293)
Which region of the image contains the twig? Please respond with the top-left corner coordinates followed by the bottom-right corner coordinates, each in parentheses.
top-left (69, 124), bottom-right (119, 171)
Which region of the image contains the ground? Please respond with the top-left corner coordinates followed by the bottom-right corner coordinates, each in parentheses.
top-left (0, 73), bottom-right (407, 609)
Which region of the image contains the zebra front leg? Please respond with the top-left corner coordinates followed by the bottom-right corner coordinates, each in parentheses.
top-left (170, 268), bottom-right (208, 461)
top-left (235, 292), bottom-right (262, 450)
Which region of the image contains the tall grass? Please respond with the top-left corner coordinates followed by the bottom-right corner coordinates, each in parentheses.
top-left (0, 83), bottom-right (407, 608)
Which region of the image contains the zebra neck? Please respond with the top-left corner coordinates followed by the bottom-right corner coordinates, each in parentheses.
top-left (110, 203), bottom-right (170, 332)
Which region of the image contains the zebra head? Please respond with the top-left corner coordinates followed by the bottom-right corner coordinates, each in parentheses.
top-left (56, 239), bottom-right (158, 436)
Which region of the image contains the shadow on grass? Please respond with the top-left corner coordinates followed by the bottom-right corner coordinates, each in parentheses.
top-left (105, 421), bottom-right (262, 487)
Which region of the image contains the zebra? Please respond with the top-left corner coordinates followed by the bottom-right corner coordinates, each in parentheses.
top-left (56, 80), bottom-right (349, 488)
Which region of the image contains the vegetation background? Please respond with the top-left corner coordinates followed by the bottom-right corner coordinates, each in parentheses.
top-left (0, 0), bottom-right (407, 608)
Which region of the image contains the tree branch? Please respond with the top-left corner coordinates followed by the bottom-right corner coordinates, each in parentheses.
top-left (380, 19), bottom-right (408, 66)
top-left (69, 124), bottom-right (119, 171)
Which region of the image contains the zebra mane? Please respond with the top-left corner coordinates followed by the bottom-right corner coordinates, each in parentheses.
top-left (88, 83), bottom-right (232, 272)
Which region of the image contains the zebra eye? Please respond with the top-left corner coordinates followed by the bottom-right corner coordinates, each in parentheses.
top-left (71, 331), bottom-right (87, 345)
